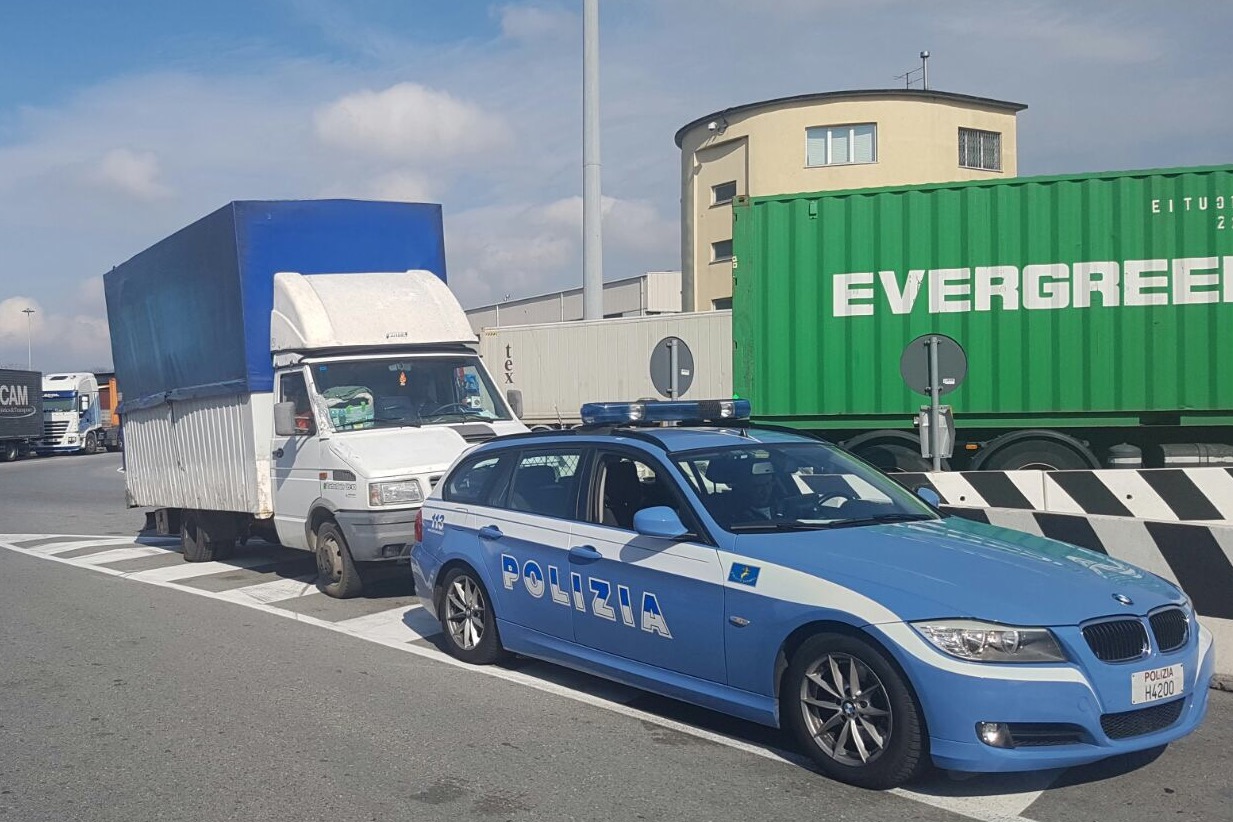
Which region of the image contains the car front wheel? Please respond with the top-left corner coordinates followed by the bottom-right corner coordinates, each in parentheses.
top-left (438, 567), bottom-right (507, 665)
top-left (784, 632), bottom-right (926, 789)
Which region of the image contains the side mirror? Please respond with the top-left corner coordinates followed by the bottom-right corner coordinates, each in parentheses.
top-left (274, 402), bottom-right (299, 437)
top-left (506, 388), bottom-right (524, 418)
top-left (915, 486), bottom-right (942, 507)
top-left (79, 396), bottom-right (90, 412)
top-left (633, 506), bottom-right (688, 540)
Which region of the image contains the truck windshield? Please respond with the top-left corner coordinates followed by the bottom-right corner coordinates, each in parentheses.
top-left (308, 355), bottom-right (511, 431)
top-left (673, 441), bottom-right (939, 533)
top-left (42, 396), bottom-right (76, 412)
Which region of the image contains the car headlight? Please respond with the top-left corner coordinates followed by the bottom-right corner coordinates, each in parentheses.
top-left (368, 480), bottom-right (423, 507)
top-left (912, 619), bottom-right (1067, 663)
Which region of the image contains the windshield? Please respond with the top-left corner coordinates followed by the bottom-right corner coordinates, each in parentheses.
top-left (43, 396), bottom-right (76, 412)
top-left (674, 441), bottom-right (939, 532)
top-left (307, 355), bottom-right (511, 431)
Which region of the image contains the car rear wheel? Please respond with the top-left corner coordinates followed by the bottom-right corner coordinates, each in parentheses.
top-left (438, 566), bottom-right (507, 665)
top-left (315, 521), bottom-right (363, 599)
top-left (784, 633), bottom-right (926, 789)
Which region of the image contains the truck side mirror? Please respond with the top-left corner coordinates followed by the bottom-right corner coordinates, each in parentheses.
top-left (274, 402), bottom-right (299, 437)
top-left (79, 395), bottom-right (90, 412)
top-left (506, 388), bottom-right (524, 419)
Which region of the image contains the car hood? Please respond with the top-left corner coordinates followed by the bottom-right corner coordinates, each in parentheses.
top-left (736, 516), bottom-right (1183, 626)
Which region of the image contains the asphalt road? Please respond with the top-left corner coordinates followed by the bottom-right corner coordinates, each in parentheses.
top-left (1, 452), bottom-right (1230, 822)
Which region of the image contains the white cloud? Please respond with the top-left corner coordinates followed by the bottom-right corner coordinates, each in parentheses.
top-left (0, 296), bottom-right (111, 371)
top-left (314, 82), bottom-right (511, 161)
top-left (497, 4), bottom-right (577, 42)
top-left (92, 148), bottom-right (172, 200)
top-left (445, 195), bottom-right (678, 309)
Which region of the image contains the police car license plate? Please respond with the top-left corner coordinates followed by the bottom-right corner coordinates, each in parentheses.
top-left (1131, 663), bottom-right (1183, 705)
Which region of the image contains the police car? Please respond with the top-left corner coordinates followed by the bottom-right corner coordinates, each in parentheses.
top-left (410, 400), bottom-right (1213, 788)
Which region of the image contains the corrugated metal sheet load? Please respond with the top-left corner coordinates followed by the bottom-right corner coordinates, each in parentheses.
top-left (478, 311), bottom-right (732, 427)
top-left (732, 165), bottom-right (1233, 429)
top-left (104, 200), bottom-right (448, 514)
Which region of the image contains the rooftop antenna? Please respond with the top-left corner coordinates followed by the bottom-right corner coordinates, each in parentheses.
top-left (895, 50), bottom-right (931, 90)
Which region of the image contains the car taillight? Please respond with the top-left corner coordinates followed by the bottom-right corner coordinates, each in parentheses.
top-left (414, 509), bottom-right (423, 543)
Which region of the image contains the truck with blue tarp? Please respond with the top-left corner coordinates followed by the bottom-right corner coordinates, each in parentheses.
top-left (105, 200), bottom-right (527, 597)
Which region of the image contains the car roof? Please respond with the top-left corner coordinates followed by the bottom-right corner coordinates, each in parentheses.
top-left (471, 425), bottom-right (819, 456)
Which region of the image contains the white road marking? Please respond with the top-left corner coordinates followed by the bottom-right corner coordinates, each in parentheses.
top-left (334, 604), bottom-right (440, 644)
top-left (0, 533), bottom-right (1062, 822)
top-left (20, 537), bottom-right (150, 556)
top-left (214, 574), bottom-right (318, 605)
top-left (127, 553), bottom-right (289, 583)
top-left (75, 546), bottom-right (175, 565)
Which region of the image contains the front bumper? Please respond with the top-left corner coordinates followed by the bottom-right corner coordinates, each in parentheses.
top-left (334, 509), bottom-right (416, 563)
top-left (877, 622), bottom-right (1215, 773)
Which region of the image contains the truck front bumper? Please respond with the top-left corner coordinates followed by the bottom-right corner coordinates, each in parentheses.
top-left (334, 509), bottom-right (416, 563)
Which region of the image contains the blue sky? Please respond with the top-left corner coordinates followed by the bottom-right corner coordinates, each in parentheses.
top-left (1, 0), bottom-right (1231, 370)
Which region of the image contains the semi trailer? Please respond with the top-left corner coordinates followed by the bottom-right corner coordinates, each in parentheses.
top-left (0, 369), bottom-right (42, 461)
top-left (732, 164), bottom-right (1233, 470)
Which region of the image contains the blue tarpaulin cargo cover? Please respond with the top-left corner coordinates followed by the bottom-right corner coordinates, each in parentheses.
top-left (104, 200), bottom-right (447, 411)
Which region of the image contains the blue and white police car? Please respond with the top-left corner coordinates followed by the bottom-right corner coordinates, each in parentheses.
top-left (410, 400), bottom-right (1213, 788)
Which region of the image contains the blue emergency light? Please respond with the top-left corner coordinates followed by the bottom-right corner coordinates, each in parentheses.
top-left (579, 399), bottom-right (751, 426)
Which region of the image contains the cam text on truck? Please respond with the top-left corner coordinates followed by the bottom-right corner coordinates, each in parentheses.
top-left (732, 164), bottom-right (1233, 471)
top-left (0, 369), bottom-right (42, 461)
top-left (105, 200), bottom-right (527, 597)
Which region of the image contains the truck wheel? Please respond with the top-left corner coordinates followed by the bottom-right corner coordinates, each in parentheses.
top-left (181, 512), bottom-right (220, 562)
top-left (315, 521), bottom-right (363, 599)
top-left (84, 432), bottom-right (98, 454)
top-left (783, 633), bottom-right (927, 789)
top-left (2, 442), bottom-right (19, 462)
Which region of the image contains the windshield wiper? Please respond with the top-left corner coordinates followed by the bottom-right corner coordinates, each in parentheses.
top-left (821, 513), bottom-right (935, 529)
top-left (729, 521), bottom-right (828, 532)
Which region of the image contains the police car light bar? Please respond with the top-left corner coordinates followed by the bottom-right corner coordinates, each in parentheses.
top-left (579, 399), bottom-right (751, 426)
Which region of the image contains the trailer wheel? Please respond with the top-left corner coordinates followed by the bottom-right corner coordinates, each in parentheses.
top-left (2, 441), bottom-right (19, 462)
top-left (978, 435), bottom-right (1098, 471)
top-left (315, 521), bottom-right (364, 599)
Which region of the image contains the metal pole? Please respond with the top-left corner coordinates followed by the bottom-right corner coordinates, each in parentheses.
top-left (582, 0), bottom-right (603, 320)
top-left (22, 308), bottom-right (35, 370)
top-left (668, 338), bottom-right (679, 399)
top-left (920, 51), bottom-right (930, 90)
top-left (928, 335), bottom-right (941, 472)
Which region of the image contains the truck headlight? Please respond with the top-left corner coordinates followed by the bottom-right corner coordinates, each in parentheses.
top-left (368, 480), bottom-right (423, 507)
top-left (912, 619), bottom-right (1067, 663)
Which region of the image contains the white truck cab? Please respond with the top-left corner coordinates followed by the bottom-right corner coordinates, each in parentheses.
top-left (37, 372), bottom-right (103, 455)
top-left (266, 270), bottom-right (526, 594)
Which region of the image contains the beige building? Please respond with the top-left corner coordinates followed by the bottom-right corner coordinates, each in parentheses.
top-left (676, 89), bottom-right (1027, 311)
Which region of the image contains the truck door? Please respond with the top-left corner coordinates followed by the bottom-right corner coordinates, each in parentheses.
top-left (272, 369), bottom-right (323, 549)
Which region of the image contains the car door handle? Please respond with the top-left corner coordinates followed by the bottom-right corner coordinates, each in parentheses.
top-left (569, 545), bottom-right (602, 563)
top-left (478, 525), bottom-right (503, 541)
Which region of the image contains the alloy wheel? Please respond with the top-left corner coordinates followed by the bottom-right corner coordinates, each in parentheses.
top-left (444, 575), bottom-right (487, 651)
top-left (800, 652), bottom-right (894, 766)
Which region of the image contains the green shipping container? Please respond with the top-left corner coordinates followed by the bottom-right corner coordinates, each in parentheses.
top-left (733, 166), bottom-right (1233, 447)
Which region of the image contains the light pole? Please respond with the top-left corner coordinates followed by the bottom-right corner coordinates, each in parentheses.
top-left (21, 307), bottom-right (34, 369)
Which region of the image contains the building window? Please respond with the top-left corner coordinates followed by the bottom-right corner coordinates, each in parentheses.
top-left (712, 297), bottom-right (733, 310)
top-left (711, 180), bottom-right (737, 205)
top-left (959, 128), bottom-right (1002, 171)
top-left (711, 239), bottom-right (733, 262)
top-left (806, 124), bottom-right (876, 167)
